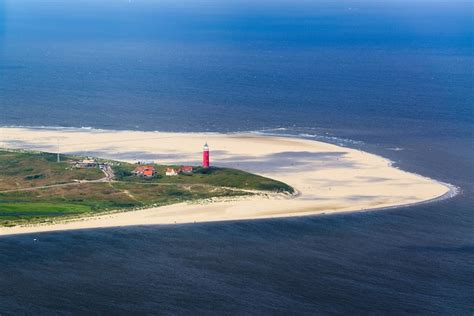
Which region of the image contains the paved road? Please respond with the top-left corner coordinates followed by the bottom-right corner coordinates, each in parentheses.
top-left (100, 164), bottom-right (115, 182)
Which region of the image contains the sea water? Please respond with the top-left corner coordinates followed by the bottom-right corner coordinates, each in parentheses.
top-left (0, 0), bottom-right (473, 313)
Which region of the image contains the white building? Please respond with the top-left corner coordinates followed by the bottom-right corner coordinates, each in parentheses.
top-left (165, 168), bottom-right (179, 176)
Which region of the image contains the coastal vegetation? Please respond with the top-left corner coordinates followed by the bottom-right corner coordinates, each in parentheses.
top-left (113, 163), bottom-right (294, 193)
top-left (0, 149), bottom-right (293, 227)
top-left (0, 150), bottom-right (103, 191)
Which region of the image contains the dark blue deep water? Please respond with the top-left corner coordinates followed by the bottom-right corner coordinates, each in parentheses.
top-left (0, 0), bottom-right (473, 314)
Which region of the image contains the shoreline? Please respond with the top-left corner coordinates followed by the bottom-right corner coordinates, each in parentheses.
top-left (0, 126), bottom-right (455, 237)
top-left (1, 184), bottom-right (458, 238)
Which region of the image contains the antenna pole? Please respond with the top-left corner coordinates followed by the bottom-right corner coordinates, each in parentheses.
top-left (57, 138), bottom-right (60, 163)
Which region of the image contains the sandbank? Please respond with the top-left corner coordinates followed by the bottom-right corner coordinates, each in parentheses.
top-left (0, 127), bottom-right (453, 236)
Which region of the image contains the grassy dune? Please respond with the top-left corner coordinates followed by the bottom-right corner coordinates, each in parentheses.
top-left (113, 164), bottom-right (294, 193)
top-left (0, 150), bottom-right (293, 226)
top-left (0, 150), bottom-right (103, 191)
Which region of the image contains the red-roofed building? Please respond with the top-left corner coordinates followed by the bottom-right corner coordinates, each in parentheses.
top-left (133, 165), bottom-right (157, 178)
top-left (181, 166), bottom-right (193, 174)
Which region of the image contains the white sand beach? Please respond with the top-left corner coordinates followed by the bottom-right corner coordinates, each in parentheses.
top-left (0, 127), bottom-right (452, 236)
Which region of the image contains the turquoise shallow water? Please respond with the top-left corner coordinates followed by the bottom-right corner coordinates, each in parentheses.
top-left (0, 0), bottom-right (473, 313)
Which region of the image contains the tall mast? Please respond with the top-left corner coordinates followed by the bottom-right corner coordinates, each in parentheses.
top-left (57, 138), bottom-right (60, 163)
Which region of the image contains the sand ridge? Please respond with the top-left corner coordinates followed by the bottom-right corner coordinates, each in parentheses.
top-left (0, 127), bottom-right (452, 236)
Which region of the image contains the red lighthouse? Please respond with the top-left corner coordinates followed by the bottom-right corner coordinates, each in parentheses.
top-left (203, 142), bottom-right (210, 168)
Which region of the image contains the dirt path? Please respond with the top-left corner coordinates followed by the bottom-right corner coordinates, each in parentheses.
top-left (0, 164), bottom-right (118, 194)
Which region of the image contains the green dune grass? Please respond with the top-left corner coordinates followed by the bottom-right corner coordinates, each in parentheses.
top-left (0, 149), bottom-right (293, 226)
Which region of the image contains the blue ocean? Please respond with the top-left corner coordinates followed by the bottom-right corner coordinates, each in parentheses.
top-left (0, 0), bottom-right (473, 314)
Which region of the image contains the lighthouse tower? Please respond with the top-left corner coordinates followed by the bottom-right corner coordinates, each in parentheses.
top-left (203, 142), bottom-right (210, 168)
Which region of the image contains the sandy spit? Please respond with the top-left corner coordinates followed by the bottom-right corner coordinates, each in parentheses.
top-left (0, 127), bottom-right (452, 236)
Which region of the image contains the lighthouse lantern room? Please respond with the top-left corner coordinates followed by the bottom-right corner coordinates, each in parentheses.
top-left (203, 143), bottom-right (210, 168)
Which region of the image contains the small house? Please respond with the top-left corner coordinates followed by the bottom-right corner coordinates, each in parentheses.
top-left (133, 165), bottom-right (157, 178)
top-left (165, 168), bottom-right (179, 176)
top-left (75, 159), bottom-right (98, 169)
top-left (181, 166), bottom-right (193, 174)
